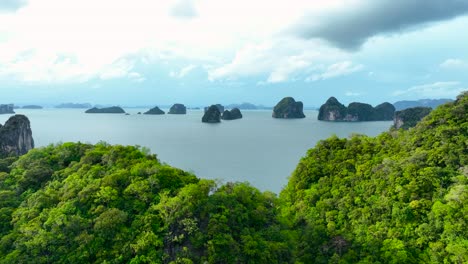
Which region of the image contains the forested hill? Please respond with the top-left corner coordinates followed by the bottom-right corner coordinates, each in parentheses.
top-left (281, 91), bottom-right (468, 263)
top-left (0, 92), bottom-right (466, 263)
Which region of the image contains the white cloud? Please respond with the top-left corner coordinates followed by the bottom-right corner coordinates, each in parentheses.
top-left (393, 81), bottom-right (466, 98)
top-left (170, 65), bottom-right (197, 78)
top-left (307, 61), bottom-right (363, 81)
top-left (128, 72), bottom-right (146, 83)
top-left (440, 58), bottom-right (467, 69)
top-left (208, 38), bottom-right (347, 83)
top-left (345, 91), bottom-right (361, 96)
top-left (0, 0), bottom-right (349, 84)
top-left (267, 56), bottom-right (310, 83)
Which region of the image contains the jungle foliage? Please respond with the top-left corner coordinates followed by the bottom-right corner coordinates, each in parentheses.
top-left (0, 92), bottom-right (466, 263)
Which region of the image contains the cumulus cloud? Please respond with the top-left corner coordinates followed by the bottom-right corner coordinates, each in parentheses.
top-left (292, 0), bottom-right (468, 50)
top-left (0, 0), bottom-right (27, 12)
top-left (170, 0), bottom-right (197, 19)
top-left (307, 61), bottom-right (363, 81)
top-left (393, 81), bottom-right (466, 98)
top-left (345, 91), bottom-right (361, 97)
top-left (170, 65), bottom-right (197, 78)
top-left (208, 39), bottom-right (347, 83)
top-left (440, 58), bottom-right (468, 69)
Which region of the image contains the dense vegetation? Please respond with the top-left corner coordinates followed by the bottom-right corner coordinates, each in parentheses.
top-left (282, 92), bottom-right (467, 263)
top-left (0, 92), bottom-right (466, 263)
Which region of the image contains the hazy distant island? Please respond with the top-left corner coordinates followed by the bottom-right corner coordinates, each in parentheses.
top-left (168, 103), bottom-right (187, 114)
top-left (393, 106), bottom-right (432, 129)
top-left (22, 105), bottom-right (43, 109)
top-left (56, 103), bottom-right (92, 109)
top-left (318, 97), bottom-right (395, 121)
top-left (0, 104), bottom-right (15, 114)
top-left (272, 97), bottom-right (305, 119)
top-left (85, 106), bottom-right (126, 114)
top-left (144, 106), bottom-right (165, 115)
top-left (393, 98), bottom-right (452, 110)
top-left (221, 108), bottom-right (243, 120)
top-left (202, 105), bottom-right (221, 123)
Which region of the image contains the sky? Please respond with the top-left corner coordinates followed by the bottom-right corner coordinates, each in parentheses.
top-left (0, 0), bottom-right (467, 107)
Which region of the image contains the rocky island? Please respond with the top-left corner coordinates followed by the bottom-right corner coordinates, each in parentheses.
top-left (393, 107), bottom-right (432, 129)
top-left (0, 115), bottom-right (34, 157)
top-left (85, 106), bottom-right (126, 114)
top-left (204, 104), bottom-right (224, 113)
top-left (168, 104), bottom-right (187, 114)
top-left (202, 105), bottom-right (221, 123)
top-left (144, 106), bottom-right (165, 115)
top-left (221, 108), bottom-right (243, 120)
top-left (272, 97), bottom-right (305, 118)
top-left (318, 97), bottom-right (395, 121)
top-left (0, 104), bottom-right (15, 114)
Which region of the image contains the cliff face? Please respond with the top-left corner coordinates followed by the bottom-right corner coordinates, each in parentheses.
top-left (318, 97), bottom-right (347, 121)
top-left (272, 97), bottom-right (306, 119)
top-left (393, 107), bottom-right (432, 129)
top-left (0, 115), bottom-right (34, 157)
top-left (202, 105), bottom-right (221, 123)
top-left (318, 97), bottom-right (395, 121)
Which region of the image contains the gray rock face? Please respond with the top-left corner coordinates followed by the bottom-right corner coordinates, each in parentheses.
top-left (393, 107), bottom-right (432, 129)
top-left (168, 104), bottom-right (187, 114)
top-left (0, 115), bottom-right (34, 157)
top-left (202, 105), bottom-right (221, 123)
top-left (221, 108), bottom-right (243, 120)
top-left (318, 97), bottom-right (395, 121)
top-left (144, 106), bottom-right (165, 115)
top-left (0, 104), bottom-right (15, 114)
top-left (272, 97), bottom-right (305, 119)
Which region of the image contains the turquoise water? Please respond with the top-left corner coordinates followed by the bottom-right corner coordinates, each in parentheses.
top-left (0, 109), bottom-right (392, 193)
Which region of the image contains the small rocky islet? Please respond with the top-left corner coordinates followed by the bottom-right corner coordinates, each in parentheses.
top-left (202, 105), bottom-right (221, 123)
top-left (272, 97), bottom-right (305, 119)
top-left (144, 106), bottom-right (165, 115)
top-left (85, 106), bottom-right (126, 114)
top-left (168, 104), bottom-right (187, 114)
top-left (221, 108), bottom-right (243, 120)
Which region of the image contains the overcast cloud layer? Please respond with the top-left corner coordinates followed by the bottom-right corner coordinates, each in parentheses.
top-left (0, 0), bottom-right (467, 105)
top-left (293, 0), bottom-right (468, 50)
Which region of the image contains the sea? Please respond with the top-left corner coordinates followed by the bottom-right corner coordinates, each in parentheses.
top-left (0, 109), bottom-right (392, 194)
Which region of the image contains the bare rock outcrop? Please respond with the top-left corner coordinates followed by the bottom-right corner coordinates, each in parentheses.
top-left (0, 115), bottom-right (34, 156)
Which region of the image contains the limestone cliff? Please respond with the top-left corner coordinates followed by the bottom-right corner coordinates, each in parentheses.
top-left (393, 107), bottom-right (432, 129)
top-left (272, 97), bottom-right (305, 119)
top-left (0, 115), bottom-right (34, 156)
top-left (318, 97), bottom-right (395, 122)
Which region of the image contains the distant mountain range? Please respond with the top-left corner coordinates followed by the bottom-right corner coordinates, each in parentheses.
top-left (393, 99), bottom-right (453, 111)
top-left (55, 103), bottom-right (92, 109)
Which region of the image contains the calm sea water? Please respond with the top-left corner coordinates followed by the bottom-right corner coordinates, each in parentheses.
top-left (0, 109), bottom-right (392, 193)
